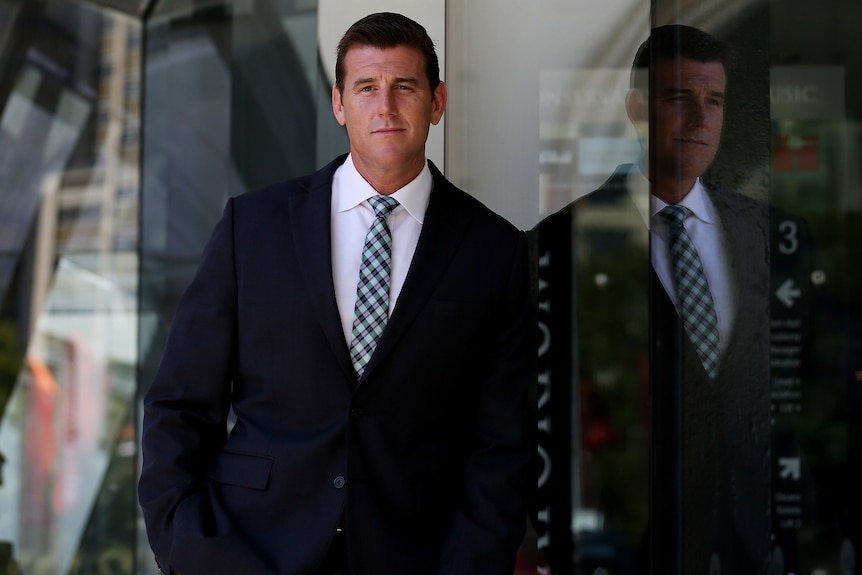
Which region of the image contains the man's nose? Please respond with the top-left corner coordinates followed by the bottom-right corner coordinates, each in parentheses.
top-left (686, 101), bottom-right (707, 125)
top-left (377, 89), bottom-right (397, 115)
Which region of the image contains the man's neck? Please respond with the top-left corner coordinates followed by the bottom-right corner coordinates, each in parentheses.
top-left (352, 156), bottom-right (427, 196)
top-left (651, 175), bottom-right (697, 205)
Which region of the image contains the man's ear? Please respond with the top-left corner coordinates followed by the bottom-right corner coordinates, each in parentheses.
top-left (332, 84), bottom-right (346, 126)
top-left (625, 88), bottom-right (648, 125)
top-left (430, 81), bottom-right (447, 126)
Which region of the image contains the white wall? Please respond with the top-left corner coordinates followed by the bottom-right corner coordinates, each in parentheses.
top-left (446, 0), bottom-right (649, 229)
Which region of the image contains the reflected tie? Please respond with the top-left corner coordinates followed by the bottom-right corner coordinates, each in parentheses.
top-left (659, 205), bottom-right (721, 379)
top-left (350, 195), bottom-right (399, 378)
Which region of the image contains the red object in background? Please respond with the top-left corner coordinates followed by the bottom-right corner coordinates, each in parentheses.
top-left (23, 356), bottom-right (59, 529)
top-left (515, 547), bottom-right (544, 574)
top-left (774, 135), bottom-right (819, 172)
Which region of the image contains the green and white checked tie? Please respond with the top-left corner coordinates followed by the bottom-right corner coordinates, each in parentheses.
top-left (660, 205), bottom-right (721, 379)
top-left (350, 195), bottom-right (399, 378)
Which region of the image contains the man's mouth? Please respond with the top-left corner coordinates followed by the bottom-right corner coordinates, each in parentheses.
top-left (676, 136), bottom-right (709, 146)
top-left (374, 127), bottom-right (405, 134)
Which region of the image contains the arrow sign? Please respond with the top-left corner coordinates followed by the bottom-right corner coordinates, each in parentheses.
top-left (776, 279), bottom-right (801, 308)
top-left (778, 457), bottom-right (801, 480)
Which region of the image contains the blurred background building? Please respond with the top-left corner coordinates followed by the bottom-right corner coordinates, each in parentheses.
top-left (0, 0), bottom-right (858, 573)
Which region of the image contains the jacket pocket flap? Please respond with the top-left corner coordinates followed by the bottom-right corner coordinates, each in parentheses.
top-left (207, 451), bottom-right (273, 490)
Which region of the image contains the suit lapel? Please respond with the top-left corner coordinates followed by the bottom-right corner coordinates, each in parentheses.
top-left (288, 156), bottom-right (356, 382)
top-left (706, 186), bottom-right (770, 351)
top-left (358, 164), bottom-right (470, 381)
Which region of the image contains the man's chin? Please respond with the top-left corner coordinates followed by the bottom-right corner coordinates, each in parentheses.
top-left (678, 154), bottom-right (716, 178)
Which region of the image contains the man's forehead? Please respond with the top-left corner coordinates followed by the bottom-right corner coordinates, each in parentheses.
top-left (654, 57), bottom-right (726, 89)
top-left (344, 44), bottom-right (425, 69)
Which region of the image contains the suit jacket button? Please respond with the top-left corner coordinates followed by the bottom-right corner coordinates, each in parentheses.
top-left (351, 407), bottom-right (365, 418)
top-left (333, 475), bottom-right (346, 489)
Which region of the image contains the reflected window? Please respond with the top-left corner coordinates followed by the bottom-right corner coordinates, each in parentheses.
top-left (0, 1), bottom-right (140, 573)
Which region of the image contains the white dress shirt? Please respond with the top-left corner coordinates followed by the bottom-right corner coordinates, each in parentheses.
top-left (628, 165), bottom-right (736, 353)
top-left (331, 154), bottom-right (431, 347)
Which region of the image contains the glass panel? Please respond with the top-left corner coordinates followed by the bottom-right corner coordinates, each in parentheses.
top-left (453, 0), bottom-right (861, 574)
top-left (447, 2), bottom-right (651, 573)
top-left (644, 8), bottom-right (775, 572)
top-left (138, 0), bottom-right (330, 571)
top-left (139, 0), bottom-right (325, 341)
top-left (769, 1), bottom-right (861, 572)
top-left (0, 1), bottom-right (141, 573)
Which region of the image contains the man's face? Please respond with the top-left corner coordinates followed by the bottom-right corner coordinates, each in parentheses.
top-left (651, 57), bottom-right (726, 184)
top-left (332, 45), bottom-right (446, 185)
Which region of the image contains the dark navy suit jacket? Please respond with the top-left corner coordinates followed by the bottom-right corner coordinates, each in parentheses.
top-left (138, 154), bottom-right (534, 575)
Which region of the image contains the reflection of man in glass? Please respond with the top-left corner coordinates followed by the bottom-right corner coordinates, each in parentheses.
top-left (630, 31), bottom-right (727, 204)
top-left (533, 24), bottom-right (831, 575)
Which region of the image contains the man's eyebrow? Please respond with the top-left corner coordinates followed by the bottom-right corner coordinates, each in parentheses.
top-left (661, 87), bottom-right (725, 99)
top-left (351, 76), bottom-right (421, 89)
top-left (352, 77), bottom-right (376, 88)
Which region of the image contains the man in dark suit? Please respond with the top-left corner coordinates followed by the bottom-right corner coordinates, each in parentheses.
top-left (138, 12), bottom-right (533, 575)
top-left (533, 25), bottom-right (832, 574)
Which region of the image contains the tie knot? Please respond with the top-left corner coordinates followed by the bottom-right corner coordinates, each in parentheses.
top-left (368, 195), bottom-right (399, 219)
top-left (659, 204), bottom-right (688, 229)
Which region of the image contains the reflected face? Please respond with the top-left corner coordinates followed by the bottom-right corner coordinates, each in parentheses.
top-left (651, 57), bottom-right (726, 184)
top-left (332, 45), bottom-right (446, 188)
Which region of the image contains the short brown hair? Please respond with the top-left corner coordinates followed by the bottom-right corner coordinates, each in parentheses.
top-left (334, 12), bottom-right (441, 97)
top-left (630, 25), bottom-right (732, 91)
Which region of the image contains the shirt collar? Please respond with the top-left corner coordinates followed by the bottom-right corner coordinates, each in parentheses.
top-left (649, 178), bottom-right (716, 225)
top-left (335, 154), bottom-right (432, 223)
top-left (625, 163), bottom-right (716, 226)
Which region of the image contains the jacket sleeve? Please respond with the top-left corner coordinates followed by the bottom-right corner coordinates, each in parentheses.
top-left (137, 198), bottom-right (273, 574)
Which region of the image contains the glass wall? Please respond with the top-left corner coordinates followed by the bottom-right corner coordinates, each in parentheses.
top-left (138, 0), bottom-right (341, 572)
top-left (768, 2), bottom-right (860, 573)
top-left (0, 0), bottom-right (141, 572)
top-left (0, 0), bottom-right (859, 573)
top-left (446, 0), bottom-right (860, 573)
